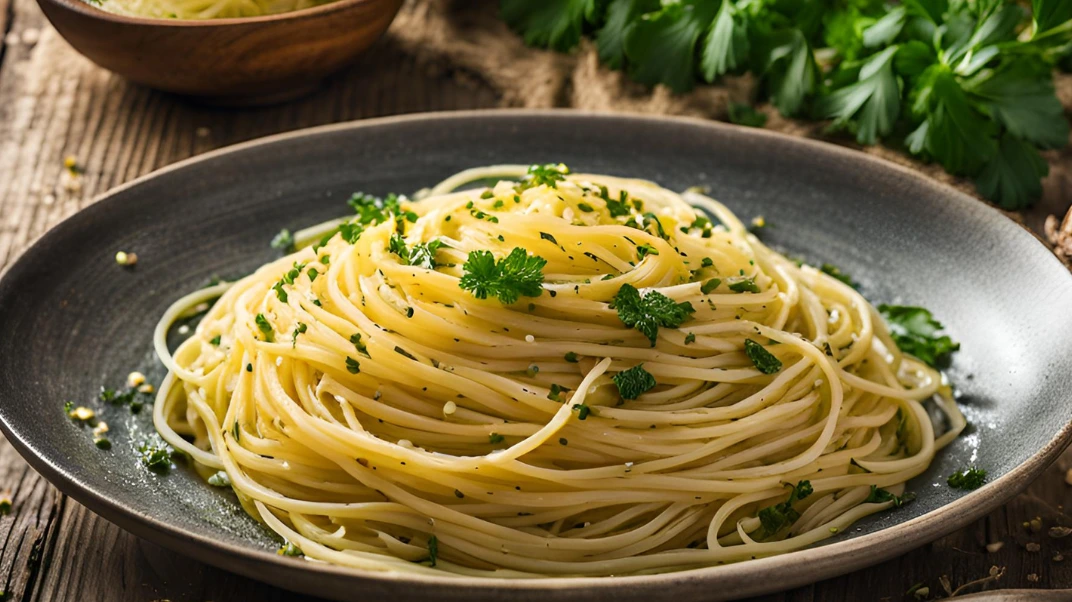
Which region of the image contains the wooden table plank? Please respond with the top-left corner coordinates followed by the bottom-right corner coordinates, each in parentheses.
top-left (0, 0), bottom-right (1069, 600)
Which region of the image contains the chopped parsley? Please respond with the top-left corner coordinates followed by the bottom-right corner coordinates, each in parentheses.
top-left (278, 542), bottom-right (303, 557)
top-left (684, 332), bottom-right (696, 345)
top-left (460, 248), bottom-right (547, 305)
top-left (564, 352), bottom-right (580, 363)
top-left (489, 433), bottom-right (505, 444)
top-left (540, 232), bottom-right (558, 245)
top-left (600, 186), bottom-right (632, 217)
top-left (426, 535), bottom-right (439, 567)
top-left (572, 403), bottom-right (591, 420)
top-left (744, 339), bottom-right (782, 374)
top-left (728, 277), bottom-right (760, 293)
top-left (878, 305), bottom-right (960, 368)
top-left (270, 229), bottom-right (295, 253)
top-left (636, 243), bottom-right (659, 259)
top-left (611, 284), bottom-right (695, 346)
top-left (701, 278), bottom-right (721, 294)
top-left (613, 364), bottom-right (657, 400)
top-left (754, 480), bottom-right (813, 540)
top-left (947, 467), bottom-right (987, 490)
top-left (548, 383), bottom-right (569, 402)
top-left (291, 323), bottom-right (307, 347)
top-left (346, 357), bottom-right (361, 374)
top-left (522, 163), bottom-right (569, 189)
top-left (139, 442), bottom-right (172, 475)
top-left (700, 257), bottom-right (714, 268)
top-left (210, 335), bottom-right (221, 346)
top-left (864, 485), bottom-right (914, 507)
top-left (408, 240), bottom-right (444, 270)
top-left (272, 282), bottom-right (287, 303)
top-left (254, 313), bottom-right (274, 342)
top-left (350, 333), bottom-right (369, 356)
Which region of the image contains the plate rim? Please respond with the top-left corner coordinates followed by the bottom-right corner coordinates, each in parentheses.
top-left (1, 108), bottom-right (1070, 600)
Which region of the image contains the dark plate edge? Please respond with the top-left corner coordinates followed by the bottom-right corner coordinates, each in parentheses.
top-left (0, 109), bottom-right (1069, 600)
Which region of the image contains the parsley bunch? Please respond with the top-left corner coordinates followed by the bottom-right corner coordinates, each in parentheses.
top-left (501, 0), bottom-right (1072, 208)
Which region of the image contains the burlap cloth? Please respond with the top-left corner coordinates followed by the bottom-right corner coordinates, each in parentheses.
top-left (382, 0), bottom-right (1072, 264)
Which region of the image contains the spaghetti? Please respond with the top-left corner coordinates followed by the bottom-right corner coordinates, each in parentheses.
top-left (152, 165), bottom-right (964, 577)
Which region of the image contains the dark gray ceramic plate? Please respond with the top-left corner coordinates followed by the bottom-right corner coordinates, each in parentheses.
top-left (0, 111), bottom-right (1070, 601)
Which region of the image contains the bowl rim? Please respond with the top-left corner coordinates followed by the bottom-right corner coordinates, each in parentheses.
top-left (39, 0), bottom-right (395, 27)
top-left (1, 109), bottom-right (1070, 600)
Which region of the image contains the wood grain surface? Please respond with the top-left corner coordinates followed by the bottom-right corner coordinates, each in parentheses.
top-left (0, 0), bottom-right (1070, 600)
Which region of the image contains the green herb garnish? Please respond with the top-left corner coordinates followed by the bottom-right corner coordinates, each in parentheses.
top-left (255, 313), bottom-right (274, 342)
top-left (611, 284), bottom-right (695, 346)
top-left (270, 229), bottom-right (295, 253)
top-left (460, 248), bottom-right (547, 305)
top-left (613, 364), bottom-right (657, 400)
top-left (878, 305), bottom-right (960, 368)
top-left (744, 339), bottom-right (782, 374)
top-left (947, 467), bottom-right (987, 490)
top-left (754, 480), bottom-right (813, 539)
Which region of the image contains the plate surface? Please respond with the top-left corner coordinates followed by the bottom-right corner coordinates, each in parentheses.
top-left (1, 110), bottom-right (1070, 601)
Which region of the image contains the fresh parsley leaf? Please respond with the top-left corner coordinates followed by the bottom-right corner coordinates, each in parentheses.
top-left (624, 0), bottom-right (718, 93)
top-left (613, 363), bottom-right (657, 399)
top-left (966, 59), bottom-right (1069, 150)
top-left (701, 0), bottom-right (750, 81)
top-left (878, 304), bottom-right (960, 367)
top-left (727, 102), bottom-right (767, 128)
top-left (744, 339), bottom-right (782, 374)
top-left (816, 46), bottom-right (900, 145)
top-left (947, 467), bottom-right (987, 490)
top-left (600, 186), bottom-right (633, 217)
top-left (460, 248), bottom-right (547, 305)
top-left (501, 0), bottom-right (591, 51)
top-left (757, 28), bottom-right (818, 116)
top-left (906, 65), bottom-right (998, 176)
top-left (598, 0), bottom-right (658, 69)
top-left (611, 283), bottom-right (695, 346)
top-left (347, 191), bottom-right (405, 229)
top-left (975, 132), bottom-right (1050, 209)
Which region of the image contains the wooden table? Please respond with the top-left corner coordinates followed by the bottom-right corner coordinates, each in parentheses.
top-left (1, 1), bottom-right (1071, 600)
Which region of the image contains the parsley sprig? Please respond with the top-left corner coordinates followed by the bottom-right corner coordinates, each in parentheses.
top-left (613, 363), bottom-right (658, 399)
top-left (878, 304), bottom-right (960, 368)
top-left (501, 0), bottom-right (1072, 209)
top-left (460, 248), bottom-right (547, 304)
top-left (611, 284), bottom-right (695, 346)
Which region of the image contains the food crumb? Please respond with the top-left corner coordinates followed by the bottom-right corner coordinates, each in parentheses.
top-left (1054, 553), bottom-right (1065, 562)
top-left (196, 127), bottom-right (211, 138)
top-left (138, 384), bottom-right (155, 394)
top-left (1026, 542), bottom-right (1041, 552)
top-left (1030, 517), bottom-right (1043, 533)
top-left (20, 28), bottom-right (39, 46)
top-left (1027, 573), bottom-right (1040, 583)
top-left (1049, 526), bottom-right (1072, 538)
top-left (115, 251), bottom-right (138, 266)
top-left (986, 541), bottom-right (1004, 553)
top-left (443, 401), bottom-right (457, 415)
top-left (912, 586), bottom-right (929, 599)
top-left (69, 406), bottom-right (95, 421)
top-left (127, 371), bottom-right (146, 387)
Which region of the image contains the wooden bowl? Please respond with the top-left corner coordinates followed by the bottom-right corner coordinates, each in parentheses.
top-left (36, 0), bottom-right (403, 106)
